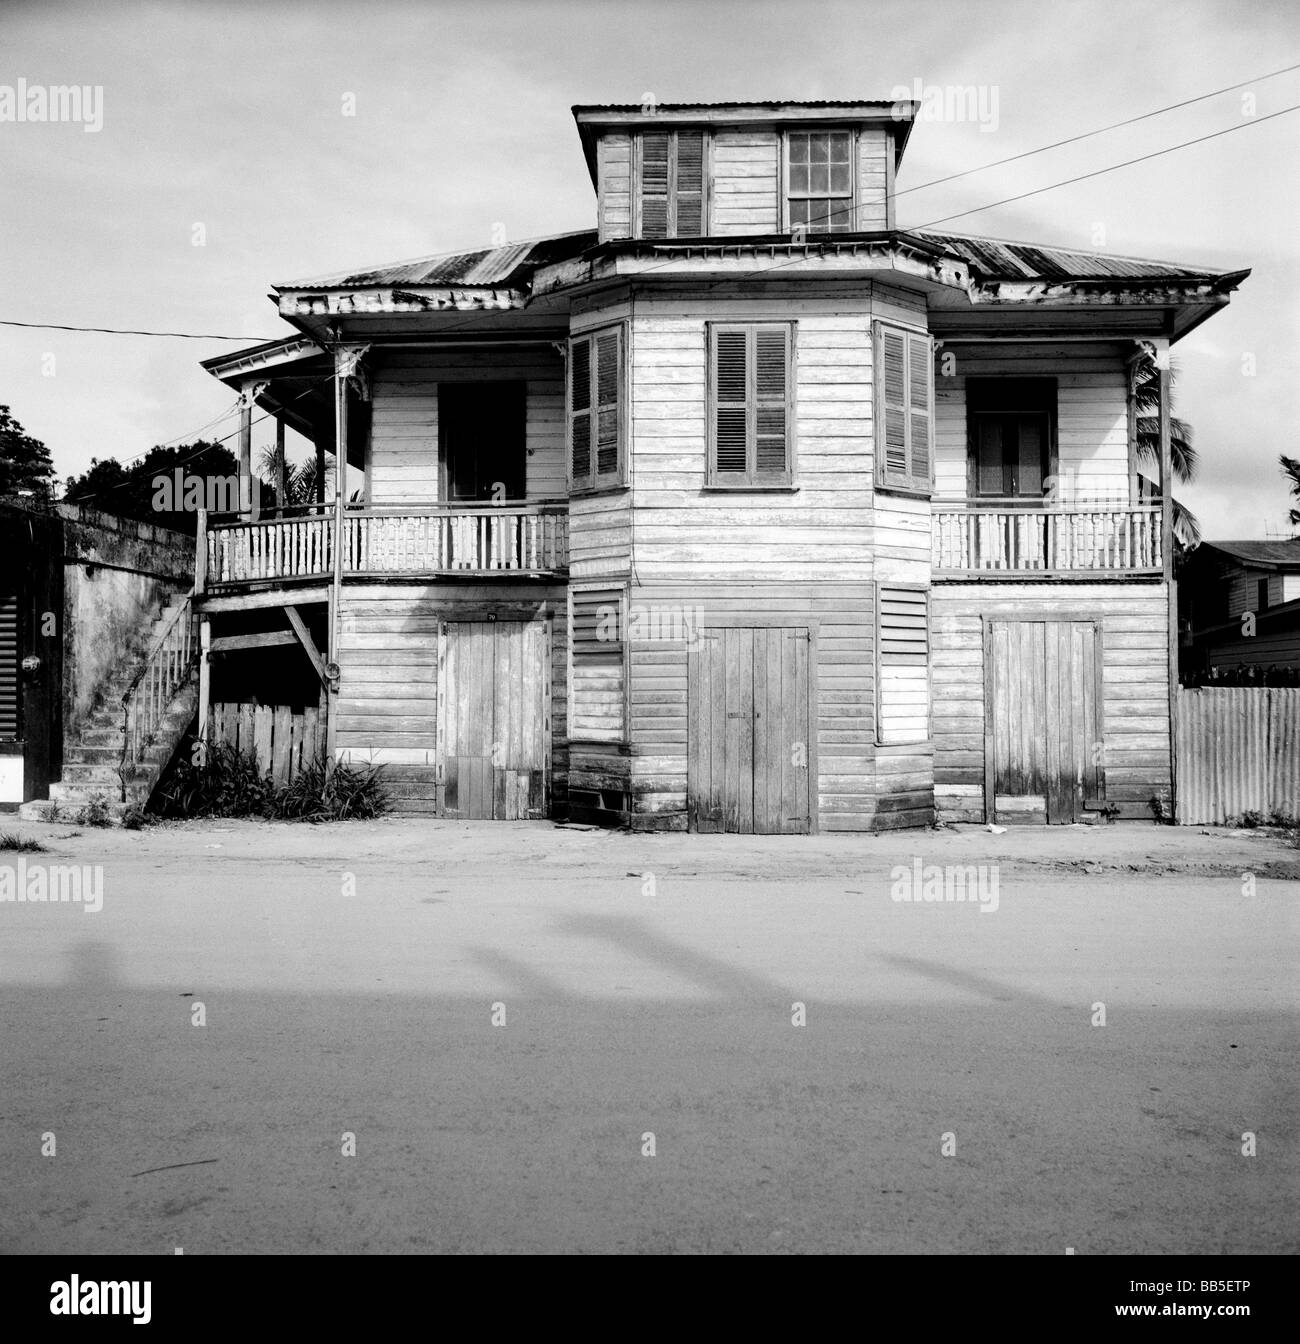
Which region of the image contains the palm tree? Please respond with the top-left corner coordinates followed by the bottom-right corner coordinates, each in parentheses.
top-left (1133, 355), bottom-right (1200, 549)
top-left (1280, 455), bottom-right (1300, 529)
top-left (257, 447), bottom-right (335, 509)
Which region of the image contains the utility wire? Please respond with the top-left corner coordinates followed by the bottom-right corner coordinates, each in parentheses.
top-left (895, 60), bottom-right (1300, 197)
top-left (912, 102), bottom-right (1300, 229)
top-left (65, 373), bottom-right (334, 505)
top-left (0, 318), bottom-right (277, 340)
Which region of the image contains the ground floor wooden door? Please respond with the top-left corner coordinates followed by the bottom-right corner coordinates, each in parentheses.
top-left (985, 619), bottom-right (1102, 824)
top-left (437, 619), bottom-right (550, 819)
top-left (688, 626), bottom-right (813, 834)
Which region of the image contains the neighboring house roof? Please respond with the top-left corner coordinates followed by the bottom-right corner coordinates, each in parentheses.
top-left (1196, 539), bottom-right (1300, 570)
top-left (276, 231), bottom-right (598, 291)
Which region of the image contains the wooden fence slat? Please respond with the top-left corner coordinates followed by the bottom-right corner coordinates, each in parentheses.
top-left (272, 705), bottom-right (292, 784)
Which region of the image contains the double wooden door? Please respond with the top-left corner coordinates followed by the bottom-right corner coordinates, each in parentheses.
top-left (688, 626), bottom-right (813, 834)
top-left (437, 620), bottom-right (549, 819)
top-left (985, 619), bottom-right (1102, 824)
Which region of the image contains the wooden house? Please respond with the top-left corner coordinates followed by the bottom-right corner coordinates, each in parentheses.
top-left (1180, 538), bottom-right (1300, 678)
top-left (164, 98), bottom-right (1249, 830)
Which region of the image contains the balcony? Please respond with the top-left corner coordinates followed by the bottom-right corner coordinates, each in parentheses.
top-left (201, 503), bottom-right (569, 591)
top-left (932, 503), bottom-right (1163, 578)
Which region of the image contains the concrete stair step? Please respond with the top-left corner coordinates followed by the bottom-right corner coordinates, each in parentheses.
top-left (60, 762), bottom-right (123, 785)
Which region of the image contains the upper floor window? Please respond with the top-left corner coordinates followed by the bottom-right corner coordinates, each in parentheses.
top-left (707, 322), bottom-right (795, 488)
top-left (966, 378), bottom-right (1057, 501)
top-left (636, 130), bottom-right (706, 238)
top-left (874, 323), bottom-right (933, 495)
top-left (569, 326), bottom-right (625, 492)
top-left (786, 130), bottom-right (854, 233)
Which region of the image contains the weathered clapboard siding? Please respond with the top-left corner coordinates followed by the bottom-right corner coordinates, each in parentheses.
top-left (623, 581), bottom-right (877, 831)
top-left (627, 284), bottom-right (906, 583)
top-left (933, 342), bottom-right (1131, 501)
top-left (710, 129), bottom-right (780, 235)
top-left (596, 124), bottom-right (894, 239)
top-left (1225, 568), bottom-right (1292, 617)
top-left (855, 127), bottom-right (890, 230)
top-left (367, 348), bottom-right (566, 505)
top-left (333, 583), bottom-right (568, 814)
top-left (930, 582), bottom-right (1171, 821)
top-left (597, 132), bottom-right (633, 241)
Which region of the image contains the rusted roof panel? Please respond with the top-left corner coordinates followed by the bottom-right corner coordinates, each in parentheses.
top-left (916, 230), bottom-right (1219, 281)
top-left (279, 230), bottom-right (597, 291)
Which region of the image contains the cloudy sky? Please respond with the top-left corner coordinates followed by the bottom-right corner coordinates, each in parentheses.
top-left (3, 0), bottom-right (1298, 537)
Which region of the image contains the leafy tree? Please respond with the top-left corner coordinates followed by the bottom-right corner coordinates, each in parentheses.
top-left (1133, 356), bottom-right (1200, 549)
top-left (0, 405), bottom-right (56, 502)
top-left (64, 441), bottom-right (264, 534)
top-left (1280, 454), bottom-right (1300, 529)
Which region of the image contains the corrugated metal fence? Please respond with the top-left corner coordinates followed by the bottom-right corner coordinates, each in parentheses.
top-left (1176, 687), bottom-right (1300, 824)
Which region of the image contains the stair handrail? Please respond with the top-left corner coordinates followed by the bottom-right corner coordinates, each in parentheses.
top-left (119, 588), bottom-right (199, 803)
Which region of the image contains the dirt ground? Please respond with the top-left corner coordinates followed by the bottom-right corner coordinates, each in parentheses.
top-left (1, 818), bottom-right (1296, 1254)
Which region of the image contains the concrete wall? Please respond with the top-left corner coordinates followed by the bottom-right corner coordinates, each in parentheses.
top-left (58, 504), bottom-right (192, 736)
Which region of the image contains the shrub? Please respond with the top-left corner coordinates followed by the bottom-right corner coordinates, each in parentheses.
top-left (79, 793), bottom-right (115, 828)
top-left (150, 739), bottom-right (387, 822)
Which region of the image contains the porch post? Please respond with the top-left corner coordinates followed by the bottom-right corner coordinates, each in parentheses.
top-left (238, 393), bottom-right (252, 518)
top-left (238, 380), bottom-right (267, 521)
top-left (198, 619), bottom-right (211, 748)
top-left (274, 416), bottom-right (286, 517)
top-left (1156, 346), bottom-right (1177, 819)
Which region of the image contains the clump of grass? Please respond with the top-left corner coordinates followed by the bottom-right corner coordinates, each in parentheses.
top-left (120, 807), bottom-right (147, 831)
top-left (151, 740), bottom-right (387, 822)
top-left (0, 832), bottom-right (48, 853)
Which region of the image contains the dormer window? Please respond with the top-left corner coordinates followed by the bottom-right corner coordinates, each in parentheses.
top-left (785, 130), bottom-right (854, 233)
top-left (635, 130), bottom-right (706, 237)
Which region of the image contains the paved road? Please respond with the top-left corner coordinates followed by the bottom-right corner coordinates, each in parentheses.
top-left (1, 821), bottom-right (1296, 1253)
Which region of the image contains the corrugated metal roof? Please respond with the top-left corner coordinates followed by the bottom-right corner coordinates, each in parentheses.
top-left (278, 230), bottom-right (596, 290)
top-left (1202, 539), bottom-right (1300, 568)
top-left (915, 230), bottom-right (1220, 281)
top-left (573, 100), bottom-right (906, 112)
top-left (277, 224), bottom-right (1234, 297)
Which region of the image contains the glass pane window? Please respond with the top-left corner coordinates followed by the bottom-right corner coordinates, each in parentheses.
top-left (787, 130), bottom-right (853, 232)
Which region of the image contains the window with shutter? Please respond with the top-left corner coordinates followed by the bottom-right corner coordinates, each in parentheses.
top-left (874, 322), bottom-right (932, 495)
top-left (571, 586), bottom-right (626, 742)
top-left (636, 130), bottom-right (707, 238)
top-left (568, 326), bottom-right (624, 492)
top-left (707, 322), bottom-right (794, 487)
top-left (877, 585), bottom-right (930, 745)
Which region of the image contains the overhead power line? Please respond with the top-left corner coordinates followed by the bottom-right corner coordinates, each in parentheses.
top-left (912, 102), bottom-right (1300, 229)
top-left (0, 318), bottom-right (275, 340)
top-left (896, 60), bottom-right (1300, 197)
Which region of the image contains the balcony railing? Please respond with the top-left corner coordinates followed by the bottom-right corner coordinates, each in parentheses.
top-left (202, 503), bottom-right (568, 588)
top-left (933, 503), bottom-right (1163, 576)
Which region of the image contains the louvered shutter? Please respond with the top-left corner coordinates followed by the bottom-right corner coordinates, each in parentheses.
top-left (878, 586), bottom-right (930, 745)
top-left (875, 323), bottom-right (932, 493)
top-left (754, 326), bottom-right (790, 478)
top-left (571, 587), bottom-right (626, 742)
top-left (907, 332), bottom-right (932, 484)
top-left (569, 336), bottom-right (592, 485)
top-left (0, 587), bottom-right (18, 740)
top-left (595, 330), bottom-right (620, 478)
top-left (713, 329), bottom-right (748, 477)
top-left (675, 132), bottom-right (704, 235)
top-left (640, 133), bottom-right (670, 239)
